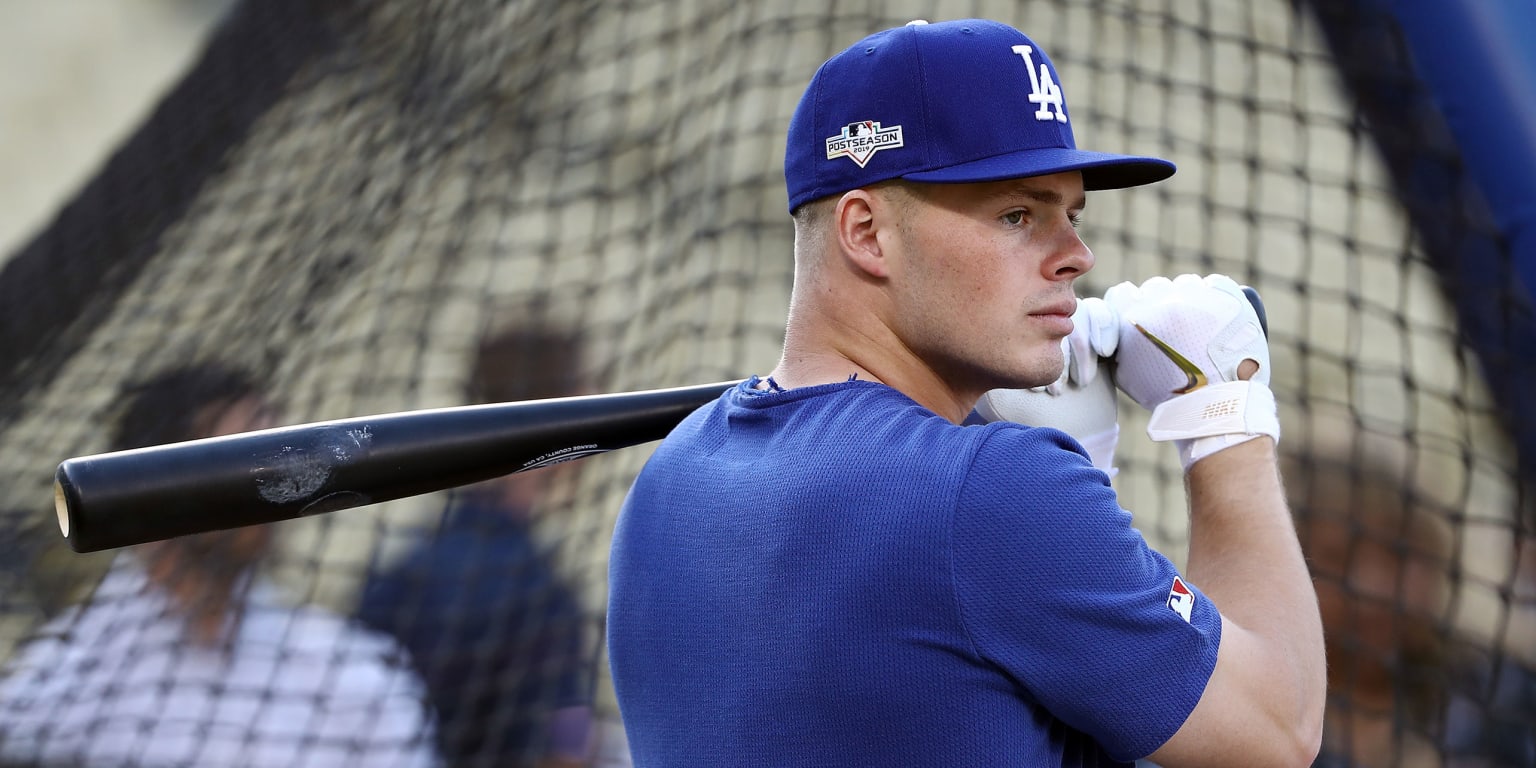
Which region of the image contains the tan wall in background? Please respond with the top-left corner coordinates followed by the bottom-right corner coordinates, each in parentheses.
top-left (0, 1), bottom-right (231, 257)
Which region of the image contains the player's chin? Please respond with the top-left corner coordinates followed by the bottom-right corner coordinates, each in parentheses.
top-left (1025, 339), bottom-right (1068, 381)
top-left (959, 340), bottom-right (1062, 391)
top-left (988, 356), bottom-right (1062, 392)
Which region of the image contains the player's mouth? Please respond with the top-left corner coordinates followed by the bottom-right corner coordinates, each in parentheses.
top-left (1028, 298), bottom-right (1077, 335)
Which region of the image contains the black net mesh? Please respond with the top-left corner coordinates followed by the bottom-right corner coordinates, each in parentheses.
top-left (0, 1), bottom-right (1531, 766)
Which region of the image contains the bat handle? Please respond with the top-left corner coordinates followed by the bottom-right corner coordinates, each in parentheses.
top-left (1241, 285), bottom-right (1268, 338)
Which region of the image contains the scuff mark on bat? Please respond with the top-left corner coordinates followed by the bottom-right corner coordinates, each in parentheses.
top-left (252, 426), bottom-right (374, 504)
top-left (299, 491), bottom-right (372, 516)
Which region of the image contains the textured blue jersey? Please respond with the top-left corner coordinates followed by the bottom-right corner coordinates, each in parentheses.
top-left (608, 379), bottom-right (1220, 767)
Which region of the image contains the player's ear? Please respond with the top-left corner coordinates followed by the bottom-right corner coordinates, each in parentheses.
top-left (833, 188), bottom-right (891, 279)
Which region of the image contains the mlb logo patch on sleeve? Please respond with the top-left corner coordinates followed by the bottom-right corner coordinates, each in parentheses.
top-left (1166, 577), bottom-right (1195, 623)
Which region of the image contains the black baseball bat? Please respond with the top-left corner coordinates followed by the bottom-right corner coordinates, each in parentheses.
top-left (56, 381), bottom-right (737, 553)
top-left (57, 291), bottom-right (1268, 554)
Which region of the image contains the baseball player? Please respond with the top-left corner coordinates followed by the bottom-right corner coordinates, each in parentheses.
top-left (607, 19), bottom-right (1325, 767)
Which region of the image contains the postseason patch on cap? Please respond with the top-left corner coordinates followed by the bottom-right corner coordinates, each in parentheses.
top-left (1166, 576), bottom-right (1195, 623)
top-left (825, 120), bottom-right (904, 168)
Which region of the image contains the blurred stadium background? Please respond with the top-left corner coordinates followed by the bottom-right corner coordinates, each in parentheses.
top-left (0, 1), bottom-right (1531, 766)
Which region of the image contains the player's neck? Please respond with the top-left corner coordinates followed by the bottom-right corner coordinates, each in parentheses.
top-left (761, 356), bottom-right (879, 392)
top-left (777, 274), bottom-right (978, 422)
top-left (769, 326), bottom-right (975, 423)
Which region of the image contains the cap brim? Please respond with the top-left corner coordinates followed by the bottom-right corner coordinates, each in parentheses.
top-left (901, 147), bottom-right (1174, 191)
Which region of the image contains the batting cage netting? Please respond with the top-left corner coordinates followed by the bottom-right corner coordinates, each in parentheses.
top-left (1, 1), bottom-right (1531, 766)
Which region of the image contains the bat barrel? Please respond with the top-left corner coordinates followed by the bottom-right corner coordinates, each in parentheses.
top-left (57, 381), bottom-right (735, 553)
top-left (56, 424), bottom-right (378, 553)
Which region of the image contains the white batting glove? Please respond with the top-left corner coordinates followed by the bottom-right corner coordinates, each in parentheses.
top-left (975, 297), bottom-right (1121, 476)
top-left (1103, 274), bottom-right (1278, 470)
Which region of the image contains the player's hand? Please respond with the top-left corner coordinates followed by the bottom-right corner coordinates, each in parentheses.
top-left (974, 297), bottom-right (1121, 476)
top-left (1103, 274), bottom-right (1278, 469)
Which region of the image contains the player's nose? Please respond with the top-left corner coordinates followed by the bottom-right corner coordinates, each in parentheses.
top-left (1045, 224), bottom-right (1093, 280)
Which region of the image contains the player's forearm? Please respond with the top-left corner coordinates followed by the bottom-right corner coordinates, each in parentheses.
top-left (1183, 438), bottom-right (1326, 754)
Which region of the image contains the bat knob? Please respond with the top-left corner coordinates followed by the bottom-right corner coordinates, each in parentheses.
top-left (55, 476), bottom-right (71, 538)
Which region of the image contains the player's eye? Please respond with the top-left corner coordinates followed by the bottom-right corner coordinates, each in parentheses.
top-left (1068, 212), bottom-right (1083, 230)
top-left (1001, 209), bottom-right (1027, 226)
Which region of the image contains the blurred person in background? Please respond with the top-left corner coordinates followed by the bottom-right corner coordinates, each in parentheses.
top-left (0, 363), bottom-right (439, 767)
top-left (357, 325), bottom-right (601, 768)
top-left (1285, 452), bottom-right (1451, 768)
top-left (1440, 529), bottom-right (1536, 768)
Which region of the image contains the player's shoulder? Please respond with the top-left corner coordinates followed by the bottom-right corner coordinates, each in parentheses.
top-left (969, 419), bottom-right (1092, 464)
top-left (666, 378), bottom-right (923, 440)
top-left (959, 420), bottom-right (1114, 512)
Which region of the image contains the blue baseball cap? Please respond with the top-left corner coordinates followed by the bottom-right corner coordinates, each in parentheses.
top-left (785, 19), bottom-right (1175, 213)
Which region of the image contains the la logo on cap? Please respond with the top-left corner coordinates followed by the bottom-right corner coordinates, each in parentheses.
top-left (825, 120), bottom-right (905, 168)
top-left (1011, 44), bottom-right (1066, 123)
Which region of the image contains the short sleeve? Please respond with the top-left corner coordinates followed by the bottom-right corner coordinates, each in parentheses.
top-left (951, 425), bottom-right (1220, 761)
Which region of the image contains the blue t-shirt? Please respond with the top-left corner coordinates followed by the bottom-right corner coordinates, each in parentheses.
top-left (608, 379), bottom-right (1220, 767)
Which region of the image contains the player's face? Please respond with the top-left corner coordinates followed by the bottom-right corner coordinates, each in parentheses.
top-left (883, 171), bottom-right (1091, 394)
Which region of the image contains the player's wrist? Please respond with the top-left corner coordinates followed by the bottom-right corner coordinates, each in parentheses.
top-left (1145, 380), bottom-right (1280, 471)
top-left (1176, 432), bottom-right (1268, 470)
